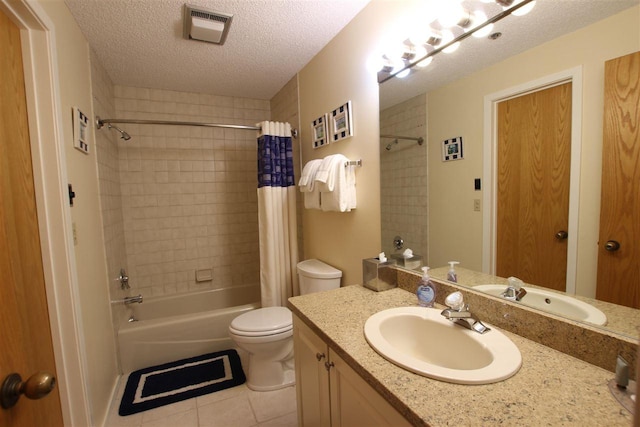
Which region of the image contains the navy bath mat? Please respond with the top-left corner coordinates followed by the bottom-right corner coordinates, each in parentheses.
top-left (118, 349), bottom-right (245, 416)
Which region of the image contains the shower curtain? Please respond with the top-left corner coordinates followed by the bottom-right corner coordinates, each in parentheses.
top-left (257, 121), bottom-right (299, 307)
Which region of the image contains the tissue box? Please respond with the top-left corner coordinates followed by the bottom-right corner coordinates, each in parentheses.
top-left (363, 258), bottom-right (397, 292)
top-left (390, 254), bottom-right (423, 271)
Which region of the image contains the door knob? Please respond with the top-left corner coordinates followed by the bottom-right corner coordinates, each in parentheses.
top-left (604, 240), bottom-right (621, 252)
top-left (1, 372), bottom-right (56, 409)
top-left (555, 230), bottom-right (568, 240)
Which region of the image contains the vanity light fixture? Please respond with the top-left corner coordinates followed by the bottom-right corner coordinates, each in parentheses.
top-left (376, 0), bottom-right (536, 83)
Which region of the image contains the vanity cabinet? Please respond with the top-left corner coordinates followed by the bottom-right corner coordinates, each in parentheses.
top-left (293, 314), bottom-right (411, 427)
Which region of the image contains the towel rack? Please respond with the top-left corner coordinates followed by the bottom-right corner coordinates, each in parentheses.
top-left (345, 159), bottom-right (362, 167)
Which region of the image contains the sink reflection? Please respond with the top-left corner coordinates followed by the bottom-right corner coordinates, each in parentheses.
top-left (473, 284), bottom-right (607, 326)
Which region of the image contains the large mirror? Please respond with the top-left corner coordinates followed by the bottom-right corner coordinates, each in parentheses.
top-left (378, 0), bottom-right (640, 338)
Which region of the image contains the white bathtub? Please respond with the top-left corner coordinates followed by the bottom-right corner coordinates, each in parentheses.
top-left (118, 284), bottom-right (260, 373)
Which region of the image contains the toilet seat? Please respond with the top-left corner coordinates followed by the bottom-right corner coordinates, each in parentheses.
top-left (229, 307), bottom-right (292, 337)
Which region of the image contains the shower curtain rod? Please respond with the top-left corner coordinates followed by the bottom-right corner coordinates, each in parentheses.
top-left (380, 134), bottom-right (424, 144)
top-left (95, 116), bottom-right (298, 138)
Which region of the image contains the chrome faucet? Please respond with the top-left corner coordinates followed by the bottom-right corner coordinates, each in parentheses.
top-left (123, 294), bottom-right (143, 305)
top-left (440, 292), bottom-right (490, 334)
top-left (501, 277), bottom-right (527, 301)
top-left (117, 268), bottom-right (130, 290)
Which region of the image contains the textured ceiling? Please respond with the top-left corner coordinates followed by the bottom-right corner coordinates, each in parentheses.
top-left (64, 0), bottom-right (371, 100)
top-left (65, 0), bottom-right (638, 104)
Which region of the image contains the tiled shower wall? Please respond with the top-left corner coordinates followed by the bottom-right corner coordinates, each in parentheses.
top-left (114, 86), bottom-right (270, 297)
top-left (380, 93), bottom-right (428, 262)
top-left (91, 51), bottom-right (128, 351)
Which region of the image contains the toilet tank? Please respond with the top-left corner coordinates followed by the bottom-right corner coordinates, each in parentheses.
top-left (297, 259), bottom-right (342, 295)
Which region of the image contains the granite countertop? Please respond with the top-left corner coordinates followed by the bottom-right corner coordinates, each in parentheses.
top-left (288, 285), bottom-right (632, 426)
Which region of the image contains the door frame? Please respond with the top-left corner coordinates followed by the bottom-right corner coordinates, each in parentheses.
top-left (0, 0), bottom-right (90, 424)
top-left (482, 67), bottom-right (583, 294)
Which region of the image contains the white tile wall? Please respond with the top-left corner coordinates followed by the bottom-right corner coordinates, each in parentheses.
top-left (114, 86), bottom-right (271, 297)
top-left (91, 50), bottom-right (128, 360)
top-left (380, 94), bottom-right (428, 261)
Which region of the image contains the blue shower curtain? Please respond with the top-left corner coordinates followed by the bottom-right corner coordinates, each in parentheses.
top-left (257, 121), bottom-right (299, 307)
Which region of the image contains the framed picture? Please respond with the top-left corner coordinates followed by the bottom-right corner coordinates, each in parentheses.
top-left (311, 114), bottom-right (328, 149)
top-left (73, 106), bottom-right (90, 154)
top-left (442, 136), bottom-right (464, 162)
top-left (330, 101), bottom-right (353, 143)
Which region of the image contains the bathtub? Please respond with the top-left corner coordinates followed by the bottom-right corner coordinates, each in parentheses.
top-left (118, 284), bottom-right (260, 373)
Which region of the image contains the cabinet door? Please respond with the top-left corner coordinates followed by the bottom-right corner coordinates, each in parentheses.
top-left (293, 316), bottom-right (331, 427)
top-left (328, 349), bottom-right (411, 427)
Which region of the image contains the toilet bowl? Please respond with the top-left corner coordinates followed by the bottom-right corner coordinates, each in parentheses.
top-left (229, 307), bottom-right (294, 391)
top-left (229, 259), bottom-right (341, 391)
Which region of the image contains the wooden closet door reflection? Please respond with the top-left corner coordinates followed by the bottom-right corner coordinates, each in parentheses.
top-left (496, 83), bottom-right (572, 291)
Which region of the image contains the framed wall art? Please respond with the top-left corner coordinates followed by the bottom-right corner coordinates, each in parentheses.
top-left (311, 114), bottom-right (328, 149)
top-left (442, 136), bottom-right (464, 162)
top-left (330, 101), bottom-right (353, 143)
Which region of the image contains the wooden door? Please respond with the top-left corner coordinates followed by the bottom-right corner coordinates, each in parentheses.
top-left (0, 10), bottom-right (63, 426)
top-left (596, 52), bottom-right (640, 308)
top-left (496, 83), bottom-right (572, 291)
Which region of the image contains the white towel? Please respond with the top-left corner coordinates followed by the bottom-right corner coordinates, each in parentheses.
top-left (299, 159), bottom-right (322, 210)
top-left (346, 164), bottom-right (357, 210)
top-left (319, 154), bottom-right (353, 212)
top-left (314, 154), bottom-right (344, 193)
top-left (298, 159), bottom-right (322, 189)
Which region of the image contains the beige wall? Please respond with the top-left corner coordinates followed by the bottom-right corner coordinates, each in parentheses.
top-left (298, 2), bottom-right (404, 285)
top-left (427, 6), bottom-right (640, 297)
top-left (37, 1), bottom-right (118, 425)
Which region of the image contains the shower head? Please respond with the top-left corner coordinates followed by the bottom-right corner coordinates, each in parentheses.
top-left (107, 123), bottom-right (131, 141)
top-left (385, 139), bottom-right (398, 151)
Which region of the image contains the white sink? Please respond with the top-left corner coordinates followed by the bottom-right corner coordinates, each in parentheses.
top-left (473, 284), bottom-right (607, 326)
top-left (364, 307), bottom-right (521, 385)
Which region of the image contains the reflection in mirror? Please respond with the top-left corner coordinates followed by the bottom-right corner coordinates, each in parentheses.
top-left (378, 1), bottom-right (640, 338)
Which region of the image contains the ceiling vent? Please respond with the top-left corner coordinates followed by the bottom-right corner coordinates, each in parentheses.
top-left (183, 4), bottom-right (233, 45)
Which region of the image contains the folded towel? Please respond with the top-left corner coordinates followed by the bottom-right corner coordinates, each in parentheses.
top-left (298, 159), bottom-right (322, 190)
top-left (320, 154), bottom-right (352, 212)
top-left (304, 191), bottom-right (322, 210)
top-left (314, 154), bottom-right (345, 192)
top-left (346, 164), bottom-right (357, 210)
top-left (299, 159), bottom-right (322, 210)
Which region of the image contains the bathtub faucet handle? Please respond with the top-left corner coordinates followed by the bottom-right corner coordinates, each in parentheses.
top-left (118, 268), bottom-right (130, 290)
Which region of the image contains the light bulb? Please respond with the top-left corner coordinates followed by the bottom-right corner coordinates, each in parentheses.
top-left (437, 2), bottom-right (465, 28)
top-left (416, 56), bottom-right (433, 68)
top-left (512, 0), bottom-right (536, 16)
top-left (443, 42), bottom-right (460, 54)
top-left (440, 30), bottom-right (460, 54)
top-left (471, 11), bottom-right (494, 38)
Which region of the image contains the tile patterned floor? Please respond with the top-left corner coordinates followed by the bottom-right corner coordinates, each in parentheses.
top-left (105, 375), bottom-right (298, 427)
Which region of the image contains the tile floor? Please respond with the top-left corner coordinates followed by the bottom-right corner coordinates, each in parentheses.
top-left (105, 375), bottom-right (298, 427)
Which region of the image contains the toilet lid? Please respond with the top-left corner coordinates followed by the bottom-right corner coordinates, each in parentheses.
top-left (230, 307), bottom-right (292, 336)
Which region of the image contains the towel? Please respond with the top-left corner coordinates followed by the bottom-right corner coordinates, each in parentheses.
top-left (298, 159), bottom-right (322, 189)
top-left (314, 154), bottom-right (345, 193)
top-left (317, 154), bottom-right (355, 212)
top-left (298, 159), bottom-right (322, 210)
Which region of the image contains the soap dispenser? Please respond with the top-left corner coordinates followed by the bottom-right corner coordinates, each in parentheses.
top-left (447, 261), bottom-right (460, 283)
top-left (417, 266), bottom-right (436, 307)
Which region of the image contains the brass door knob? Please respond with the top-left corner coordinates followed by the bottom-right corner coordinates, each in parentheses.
top-left (1, 372), bottom-right (56, 409)
top-left (555, 230), bottom-right (568, 240)
top-left (604, 240), bottom-right (621, 252)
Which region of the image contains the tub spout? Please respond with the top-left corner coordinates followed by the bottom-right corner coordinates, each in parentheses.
top-left (124, 294), bottom-right (143, 305)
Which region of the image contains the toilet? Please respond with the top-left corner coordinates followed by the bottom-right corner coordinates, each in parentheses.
top-left (229, 259), bottom-right (342, 391)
